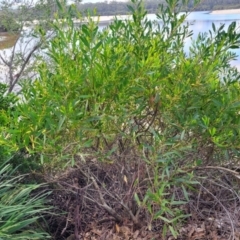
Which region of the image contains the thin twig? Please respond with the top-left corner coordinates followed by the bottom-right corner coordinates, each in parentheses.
top-left (61, 212), bottom-right (71, 236)
top-left (196, 166), bottom-right (240, 179)
top-left (90, 176), bottom-right (123, 222)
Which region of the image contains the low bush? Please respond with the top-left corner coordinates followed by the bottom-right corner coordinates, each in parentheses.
top-left (2, 0), bottom-right (240, 237)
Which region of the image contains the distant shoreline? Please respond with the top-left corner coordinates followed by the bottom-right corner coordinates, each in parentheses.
top-left (211, 9), bottom-right (240, 14)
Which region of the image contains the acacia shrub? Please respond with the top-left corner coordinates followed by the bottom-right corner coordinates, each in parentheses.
top-left (7, 0), bottom-right (240, 165)
top-left (2, 0), bottom-right (240, 235)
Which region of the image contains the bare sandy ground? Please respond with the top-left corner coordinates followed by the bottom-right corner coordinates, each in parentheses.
top-left (211, 9), bottom-right (240, 14)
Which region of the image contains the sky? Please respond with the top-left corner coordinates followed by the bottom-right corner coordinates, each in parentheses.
top-left (80, 0), bottom-right (128, 3)
top-left (0, 0), bottom-right (128, 4)
top-left (82, 0), bottom-right (106, 2)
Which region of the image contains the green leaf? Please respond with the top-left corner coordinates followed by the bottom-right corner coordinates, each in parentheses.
top-left (182, 185), bottom-right (189, 201)
top-left (169, 225), bottom-right (178, 238)
top-left (230, 45), bottom-right (239, 49)
top-left (57, 115), bottom-right (66, 132)
top-left (171, 200), bottom-right (188, 205)
top-left (230, 101), bottom-right (240, 109)
top-left (80, 36), bottom-right (90, 49)
top-left (56, 0), bottom-right (63, 11)
top-left (158, 216), bottom-right (171, 223)
top-left (134, 193), bottom-right (141, 206)
top-left (127, 5), bottom-right (135, 13)
top-left (212, 23), bottom-right (216, 32)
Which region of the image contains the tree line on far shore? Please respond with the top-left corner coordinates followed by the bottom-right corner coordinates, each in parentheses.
top-left (75, 0), bottom-right (240, 16)
top-left (1, 0), bottom-right (240, 30)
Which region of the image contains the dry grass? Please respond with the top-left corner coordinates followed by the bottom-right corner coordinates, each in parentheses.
top-left (0, 32), bottom-right (19, 50)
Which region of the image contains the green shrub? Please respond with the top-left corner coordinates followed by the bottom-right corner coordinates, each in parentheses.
top-left (0, 83), bottom-right (17, 161)
top-left (2, 0), bottom-right (240, 236)
top-left (6, 0), bottom-right (240, 165)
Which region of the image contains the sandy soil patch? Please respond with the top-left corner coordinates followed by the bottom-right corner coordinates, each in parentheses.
top-left (211, 9), bottom-right (240, 14)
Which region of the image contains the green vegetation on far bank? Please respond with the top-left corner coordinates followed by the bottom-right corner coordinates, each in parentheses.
top-left (1, 0), bottom-right (240, 23)
top-left (76, 0), bottom-right (240, 16)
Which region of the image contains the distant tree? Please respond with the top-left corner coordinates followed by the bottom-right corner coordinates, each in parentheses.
top-left (0, 0), bottom-right (79, 93)
top-left (0, 14), bottom-right (20, 32)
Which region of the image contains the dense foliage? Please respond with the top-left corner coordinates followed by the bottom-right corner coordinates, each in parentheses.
top-left (0, 14), bottom-right (20, 32)
top-left (1, 0), bottom-right (240, 238)
top-left (0, 83), bottom-right (17, 160)
top-left (5, 0), bottom-right (240, 167)
top-left (0, 160), bottom-right (50, 240)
